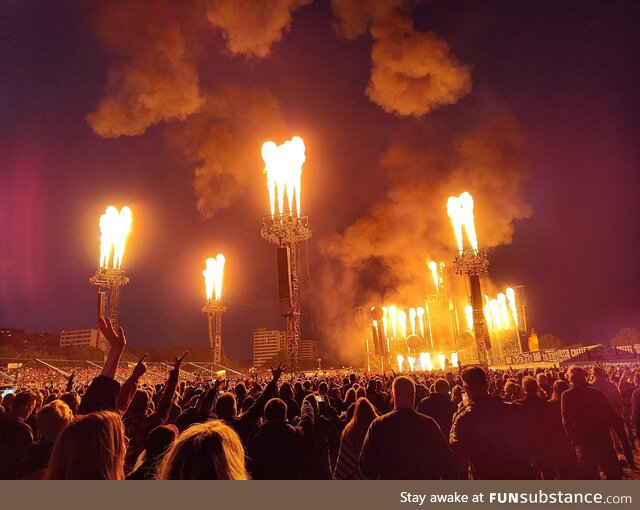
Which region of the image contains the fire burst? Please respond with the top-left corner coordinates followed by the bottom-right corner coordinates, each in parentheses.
top-left (446, 191), bottom-right (478, 253)
top-left (203, 254), bottom-right (226, 302)
top-left (99, 205), bottom-right (132, 270)
top-left (261, 136), bottom-right (306, 217)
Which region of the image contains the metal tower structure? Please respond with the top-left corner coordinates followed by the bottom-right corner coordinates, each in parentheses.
top-left (453, 249), bottom-right (491, 366)
top-left (202, 300), bottom-right (227, 369)
top-left (261, 215), bottom-right (311, 371)
top-left (90, 268), bottom-right (129, 330)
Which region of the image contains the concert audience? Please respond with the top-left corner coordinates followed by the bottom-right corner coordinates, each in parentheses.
top-left (1, 318), bottom-right (639, 481)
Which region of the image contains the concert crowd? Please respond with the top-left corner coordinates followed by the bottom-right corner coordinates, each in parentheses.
top-left (1, 318), bottom-right (639, 480)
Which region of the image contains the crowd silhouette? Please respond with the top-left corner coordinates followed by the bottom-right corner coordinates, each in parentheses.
top-left (1, 318), bottom-right (639, 480)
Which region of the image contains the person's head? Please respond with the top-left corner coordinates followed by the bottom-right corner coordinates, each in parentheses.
top-left (504, 381), bottom-right (518, 396)
top-left (264, 398), bottom-right (287, 422)
top-left (366, 379), bottom-right (377, 392)
top-left (391, 376), bottom-right (415, 409)
top-left (279, 382), bottom-right (292, 399)
top-left (48, 411), bottom-right (126, 480)
top-left (156, 421), bottom-right (248, 480)
top-left (343, 397), bottom-right (378, 445)
top-left (128, 389), bottom-right (151, 416)
top-left (11, 390), bottom-right (37, 421)
top-left (551, 379), bottom-right (570, 401)
top-left (234, 382), bottom-right (246, 399)
top-left (2, 392), bottom-right (15, 410)
top-left (58, 392), bottom-right (80, 415)
top-left (355, 387), bottom-right (366, 400)
top-left (293, 381), bottom-right (303, 394)
top-left (568, 366), bottom-right (588, 387)
top-left (144, 425), bottom-right (178, 463)
top-left (536, 373), bottom-right (548, 386)
top-left (522, 376), bottom-right (540, 397)
top-left (344, 387), bottom-right (356, 406)
top-left (37, 400), bottom-right (73, 442)
top-left (460, 367), bottom-right (489, 400)
top-left (240, 396), bottom-right (255, 413)
top-left (318, 381), bottom-right (328, 396)
top-left (215, 393), bottom-right (237, 421)
top-left (349, 373), bottom-right (356, 384)
top-left (451, 385), bottom-right (463, 403)
top-left (434, 378), bottom-right (450, 396)
top-left (592, 366), bottom-right (606, 380)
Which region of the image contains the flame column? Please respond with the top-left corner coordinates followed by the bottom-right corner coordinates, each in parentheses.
top-left (202, 255), bottom-right (226, 368)
top-left (260, 136), bottom-right (311, 372)
top-left (89, 206), bottom-right (132, 330)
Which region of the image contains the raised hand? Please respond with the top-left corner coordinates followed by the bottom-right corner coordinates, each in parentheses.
top-left (174, 351), bottom-right (188, 371)
top-left (132, 353), bottom-right (148, 379)
top-left (270, 362), bottom-right (286, 381)
top-left (98, 317), bottom-right (126, 350)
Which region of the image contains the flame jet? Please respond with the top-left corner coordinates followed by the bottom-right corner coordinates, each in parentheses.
top-left (397, 354), bottom-right (404, 372)
top-left (99, 205), bottom-right (132, 270)
top-left (428, 260), bottom-right (439, 291)
top-left (417, 307), bottom-right (425, 337)
top-left (446, 192), bottom-right (479, 252)
top-left (506, 287), bottom-right (519, 328)
top-left (409, 308), bottom-right (417, 335)
top-left (261, 136), bottom-right (306, 217)
top-left (203, 253), bottom-right (226, 301)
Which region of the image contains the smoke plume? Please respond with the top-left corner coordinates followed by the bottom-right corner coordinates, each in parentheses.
top-left (86, 1), bottom-right (206, 137)
top-left (167, 85), bottom-right (288, 218)
top-left (331, 1), bottom-right (472, 116)
top-left (206, 0), bottom-right (313, 58)
top-left (316, 116), bottom-right (531, 360)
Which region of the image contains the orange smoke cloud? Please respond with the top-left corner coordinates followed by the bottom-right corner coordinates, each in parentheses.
top-left (317, 116), bottom-right (531, 360)
top-left (167, 85), bottom-right (289, 218)
top-left (86, 1), bottom-right (206, 137)
top-left (331, 1), bottom-right (471, 116)
top-left (206, 0), bottom-right (312, 58)
top-left (330, 0), bottom-right (403, 39)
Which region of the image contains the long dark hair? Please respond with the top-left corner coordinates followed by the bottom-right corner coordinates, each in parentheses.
top-left (341, 397), bottom-right (378, 449)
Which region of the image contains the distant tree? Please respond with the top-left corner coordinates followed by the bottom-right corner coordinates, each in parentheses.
top-left (610, 327), bottom-right (640, 347)
top-left (538, 334), bottom-right (562, 350)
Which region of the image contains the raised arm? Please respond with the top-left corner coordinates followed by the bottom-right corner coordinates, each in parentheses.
top-left (98, 317), bottom-right (126, 380)
top-left (116, 353), bottom-right (147, 414)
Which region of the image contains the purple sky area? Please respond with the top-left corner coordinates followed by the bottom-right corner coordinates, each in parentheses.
top-left (1, 1), bottom-right (638, 362)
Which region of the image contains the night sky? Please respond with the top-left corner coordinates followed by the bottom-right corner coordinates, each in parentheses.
top-left (1, 0), bottom-right (639, 363)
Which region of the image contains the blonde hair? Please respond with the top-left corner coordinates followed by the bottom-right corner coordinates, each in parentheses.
top-left (156, 420), bottom-right (249, 480)
top-left (48, 411), bottom-right (126, 480)
top-left (37, 400), bottom-right (73, 441)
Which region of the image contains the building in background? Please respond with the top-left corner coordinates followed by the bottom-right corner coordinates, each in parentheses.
top-left (299, 339), bottom-right (319, 362)
top-left (253, 328), bottom-right (319, 367)
top-left (59, 329), bottom-right (108, 352)
top-left (253, 328), bottom-right (286, 368)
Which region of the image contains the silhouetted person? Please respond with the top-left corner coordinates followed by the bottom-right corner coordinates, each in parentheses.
top-left (247, 398), bottom-right (304, 479)
top-left (417, 378), bottom-right (458, 437)
top-left (359, 376), bottom-right (456, 479)
top-left (561, 366), bottom-right (623, 479)
top-left (450, 367), bottom-right (535, 479)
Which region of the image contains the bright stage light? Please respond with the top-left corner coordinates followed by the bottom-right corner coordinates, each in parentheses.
top-left (99, 205), bottom-right (132, 270)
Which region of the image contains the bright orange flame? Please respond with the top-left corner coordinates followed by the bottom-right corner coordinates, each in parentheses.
top-left (409, 308), bottom-right (417, 335)
top-left (447, 192), bottom-right (478, 252)
top-left (389, 306), bottom-right (397, 338)
top-left (203, 253), bottom-right (225, 301)
top-left (261, 136), bottom-right (306, 217)
top-left (407, 356), bottom-right (416, 372)
top-left (451, 352), bottom-right (459, 368)
top-left (464, 305), bottom-right (473, 331)
top-left (417, 307), bottom-right (425, 337)
top-left (498, 293), bottom-right (510, 329)
top-left (489, 298), bottom-right (501, 330)
top-left (483, 295), bottom-right (493, 331)
top-left (437, 353), bottom-right (446, 370)
top-left (506, 287), bottom-right (519, 328)
top-left (428, 260), bottom-right (439, 291)
top-left (419, 352), bottom-right (429, 371)
top-left (398, 310), bottom-right (407, 338)
top-left (397, 354), bottom-right (404, 372)
top-left (381, 306), bottom-right (388, 336)
top-left (99, 205), bottom-right (132, 270)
